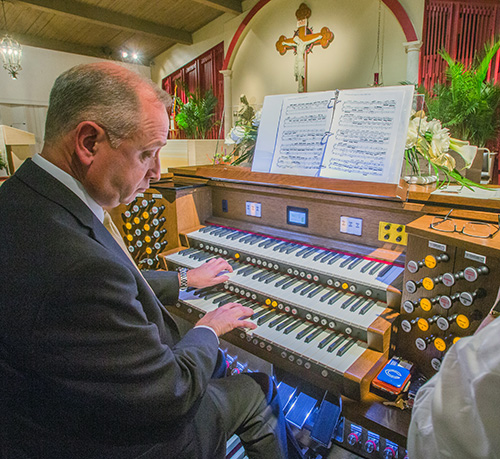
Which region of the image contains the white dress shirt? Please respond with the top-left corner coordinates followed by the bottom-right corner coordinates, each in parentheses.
top-left (408, 316), bottom-right (500, 459)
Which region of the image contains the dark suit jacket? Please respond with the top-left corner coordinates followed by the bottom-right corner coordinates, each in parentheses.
top-left (0, 160), bottom-right (219, 457)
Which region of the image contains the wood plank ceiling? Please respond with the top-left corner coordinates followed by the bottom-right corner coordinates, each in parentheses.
top-left (0, 0), bottom-right (243, 64)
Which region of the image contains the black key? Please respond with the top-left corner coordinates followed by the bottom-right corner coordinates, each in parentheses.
top-left (318, 331), bottom-right (338, 349)
top-left (319, 252), bottom-right (336, 263)
top-left (269, 315), bottom-right (289, 328)
top-left (296, 324), bottom-right (316, 340)
top-left (320, 289), bottom-right (337, 302)
top-left (339, 256), bottom-right (354, 268)
top-left (248, 236), bottom-right (264, 245)
top-left (299, 283), bottom-right (316, 296)
top-left (198, 226), bottom-right (213, 233)
top-left (341, 296), bottom-right (357, 309)
top-left (328, 291), bottom-right (344, 305)
top-left (251, 308), bottom-right (269, 320)
top-left (349, 298), bottom-right (366, 312)
top-left (260, 271), bottom-right (277, 282)
top-left (337, 338), bottom-right (356, 357)
top-left (359, 300), bottom-right (377, 315)
top-left (193, 286), bottom-right (216, 296)
top-left (276, 316), bottom-right (296, 331)
top-left (283, 320), bottom-right (302, 335)
top-left (285, 245), bottom-right (302, 255)
top-left (312, 250), bottom-right (326, 261)
top-left (295, 247), bottom-right (311, 257)
top-left (258, 310), bottom-right (278, 326)
top-left (348, 258), bottom-right (363, 270)
top-left (262, 239), bottom-right (280, 249)
top-left (204, 291), bottom-right (227, 300)
top-left (308, 286), bottom-right (324, 298)
top-left (305, 328), bottom-right (324, 343)
top-left (265, 273), bottom-right (282, 284)
top-left (282, 278), bottom-right (301, 290)
top-left (369, 264), bottom-right (384, 276)
top-left (327, 336), bottom-right (345, 353)
top-left (293, 281), bottom-right (310, 293)
top-left (228, 231), bottom-right (244, 240)
top-left (179, 248), bottom-right (197, 256)
top-left (378, 264), bottom-right (393, 277)
top-left (360, 260), bottom-right (376, 273)
top-left (252, 270), bottom-right (268, 280)
top-left (275, 277), bottom-right (290, 288)
top-left (258, 238), bottom-right (272, 247)
top-left (278, 242), bottom-right (292, 253)
top-left (301, 248), bottom-right (318, 259)
top-left (216, 293), bottom-right (236, 305)
top-left (328, 253), bottom-right (344, 265)
top-left (237, 265), bottom-right (254, 276)
top-left (273, 242), bottom-right (288, 252)
top-left (242, 266), bottom-right (259, 277)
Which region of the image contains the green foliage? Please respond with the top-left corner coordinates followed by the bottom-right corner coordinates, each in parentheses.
top-left (174, 86), bottom-right (220, 139)
top-left (0, 155), bottom-right (6, 172)
top-left (424, 39), bottom-right (500, 147)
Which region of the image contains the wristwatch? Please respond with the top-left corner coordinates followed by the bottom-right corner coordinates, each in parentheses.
top-left (490, 300), bottom-right (500, 319)
top-left (178, 267), bottom-right (189, 291)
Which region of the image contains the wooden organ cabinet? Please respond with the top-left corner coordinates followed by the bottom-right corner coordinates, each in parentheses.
top-left (110, 166), bottom-right (500, 459)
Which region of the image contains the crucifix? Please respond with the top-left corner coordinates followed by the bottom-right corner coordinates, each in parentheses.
top-left (276, 3), bottom-right (334, 93)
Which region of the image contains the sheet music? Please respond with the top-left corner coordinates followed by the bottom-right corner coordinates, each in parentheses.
top-left (320, 86), bottom-right (414, 183)
top-left (269, 92), bottom-right (335, 176)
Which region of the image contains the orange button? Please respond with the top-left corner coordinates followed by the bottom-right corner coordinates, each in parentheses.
top-left (125, 223), bottom-right (132, 230)
top-left (456, 314), bottom-right (470, 329)
top-left (144, 236), bottom-right (151, 243)
top-left (265, 298), bottom-right (271, 305)
top-left (417, 318), bottom-right (429, 331)
top-left (146, 247), bottom-right (152, 254)
top-left (271, 301), bottom-right (278, 307)
top-left (434, 337), bottom-right (446, 352)
top-left (422, 277), bottom-right (435, 291)
top-left (342, 283), bottom-right (349, 290)
top-left (142, 212), bottom-right (149, 219)
top-left (144, 224), bottom-right (150, 232)
top-left (235, 253), bottom-right (240, 259)
top-left (425, 255), bottom-right (437, 269)
top-left (126, 234), bottom-right (133, 242)
top-left (420, 298), bottom-right (432, 312)
top-left (133, 217), bottom-right (140, 225)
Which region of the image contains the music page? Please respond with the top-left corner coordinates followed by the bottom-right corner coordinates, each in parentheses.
top-left (269, 92), bottom-right (335, 176)
top-left (319, 86), bottom-right (414, 184)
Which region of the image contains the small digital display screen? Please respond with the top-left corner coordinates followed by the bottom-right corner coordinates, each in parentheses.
top-left (287, 206), bottom-right (308, 227)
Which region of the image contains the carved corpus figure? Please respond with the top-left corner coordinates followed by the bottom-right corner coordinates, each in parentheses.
top-left (276, 3), bottom-right (334, 92)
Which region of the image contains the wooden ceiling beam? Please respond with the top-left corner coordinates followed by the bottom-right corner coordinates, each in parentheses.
top-left (191, 0), bottom-right (242, 14)
top-left (13, 32), bottom-right (153, 63)
top-left (13, 0), bottom-right (193, 44)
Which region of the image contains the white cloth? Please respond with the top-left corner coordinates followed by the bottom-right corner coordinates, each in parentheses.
top-left (408, 317), bottom-right (500, 459)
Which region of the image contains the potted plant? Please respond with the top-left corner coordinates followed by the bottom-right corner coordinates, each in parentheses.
top-left (161, 85), bottom-right (221, 168)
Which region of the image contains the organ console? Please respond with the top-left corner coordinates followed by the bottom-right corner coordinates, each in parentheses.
top-left (110, 165), bottom-right (500, 458)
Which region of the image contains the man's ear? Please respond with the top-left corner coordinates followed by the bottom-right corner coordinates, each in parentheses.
top-left (74, 121), bottom-right (107, 166)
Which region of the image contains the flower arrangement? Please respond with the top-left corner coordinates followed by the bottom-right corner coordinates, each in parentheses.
top-left (404, 110), bottom-right (482, 189)
top-left (213, 95), bottom-right (261, 166)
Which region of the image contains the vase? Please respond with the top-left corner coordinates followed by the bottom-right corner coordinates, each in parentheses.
top-left (402, 174), bottom-right (437, 185)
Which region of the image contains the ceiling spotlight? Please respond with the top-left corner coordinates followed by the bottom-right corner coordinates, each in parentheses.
top-left (131, 52), bottom-right (138, 60)
top-left (121, 50), bottom-right (128, 59)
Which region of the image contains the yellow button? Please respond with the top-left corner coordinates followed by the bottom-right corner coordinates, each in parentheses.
top-left (146, 247), bottom-right (152, 254)
top-left (142, 211), bottom-right (149, 219)
top-left (144, 224), bottom-right (150, 232)
top-left (456, 314), bottom-right (470, 329)
top-left (125, 223), bottom-right (132, 230)
top-left (126, 234), bottom-right (133, 242)
top-left (453, 336), bottom-right (461, 345)
top-left (144, 236), bottom-right (151, 243)
top-left (265, 299), bottom-right (271, 305)
top-left (422, 277), bottom-right (435, 291)
top-left (434, 337), bottom-right (447, 352)
top-left (342, 283), bottom-right (348, 290)
top-left (425, 255), bottom-right (437, 269)
top-left (235, 253), bottom-right (240, 259)
top-left (420, 298), bottom-right (432, 312)
top-left (417, 318), bottom-right (429, 331)
top-left (134, 217), bottom-right (140, 225)
top-left (271, 301), bottom-right (278, 307)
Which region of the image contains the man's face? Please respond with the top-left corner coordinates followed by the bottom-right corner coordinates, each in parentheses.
top-left (88, 97), bottom-right (169, 208)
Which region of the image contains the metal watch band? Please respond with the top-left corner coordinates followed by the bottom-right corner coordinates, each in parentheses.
top-left (178, 267), bottom-right (188, 291)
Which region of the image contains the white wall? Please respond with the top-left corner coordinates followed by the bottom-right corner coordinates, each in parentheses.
top-left (152, 0), bottom-right (424, 110)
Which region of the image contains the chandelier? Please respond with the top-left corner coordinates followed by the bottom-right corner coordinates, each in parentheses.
top-left (1, 0), bottom-right (22, 79)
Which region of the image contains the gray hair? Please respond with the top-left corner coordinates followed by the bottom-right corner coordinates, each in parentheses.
top-left (44, 63), bottom-right (171, 148)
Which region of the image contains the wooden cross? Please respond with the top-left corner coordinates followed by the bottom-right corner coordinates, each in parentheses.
top-left (276, 3), bottom-right (334, 93)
